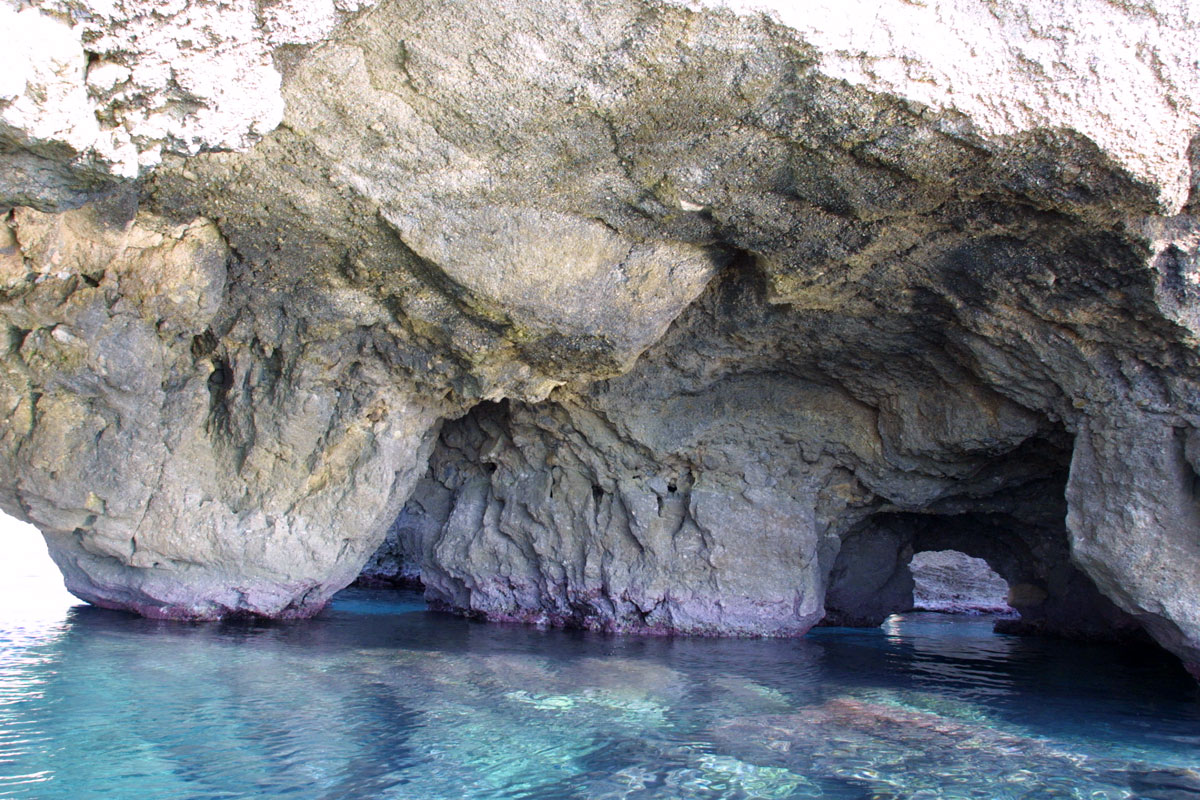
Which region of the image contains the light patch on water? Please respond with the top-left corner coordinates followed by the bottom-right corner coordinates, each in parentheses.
top-left (0, 514), bottom-right (77, 629)
top-left (504, 690), bottom-right (578, 710)
top-left (0, 513), bottom-right (81, 798)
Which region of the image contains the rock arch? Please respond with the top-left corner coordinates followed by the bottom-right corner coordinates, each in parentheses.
top-left (823, 509), bottom-right (1142, 642)
top-left (0, 0), bottom-right (1198, 679)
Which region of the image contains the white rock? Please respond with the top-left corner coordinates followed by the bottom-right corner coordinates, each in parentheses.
top-left (85, 60), bottom-right (132, 92)
top-left (689, 0), bottom-right (1200, 212)
top-left (4, 0), bottom-right (1195, 212)
top-left (2, 0), bottom-right (376, 205)
top-left (0, 7), bottom-right (100, 155)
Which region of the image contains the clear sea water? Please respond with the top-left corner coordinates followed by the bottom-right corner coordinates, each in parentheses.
top-left (2, 535), bottom-right (1199, 799)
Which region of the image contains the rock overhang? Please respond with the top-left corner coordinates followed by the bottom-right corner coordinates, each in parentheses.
top-left (0, 0), bottom-right (1198, 677)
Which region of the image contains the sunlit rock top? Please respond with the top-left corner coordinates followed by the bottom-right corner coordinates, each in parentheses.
top-left (692, 0), bottom-right (1200, 212)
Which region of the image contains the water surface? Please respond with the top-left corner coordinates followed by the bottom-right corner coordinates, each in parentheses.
top-left (1, 580), bottom-right (1198, 799)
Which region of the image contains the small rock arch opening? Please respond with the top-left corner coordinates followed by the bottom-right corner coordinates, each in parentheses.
top-left (908, 549), bottom-right (1013, 616)
top-left (821, 507), bottom-right (1145, 642)
top-left (819, 422), bottom-right (1150, 644)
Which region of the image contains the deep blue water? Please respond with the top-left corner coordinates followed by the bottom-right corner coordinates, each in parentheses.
top-left (2, 585), bottom-right (1199, 799)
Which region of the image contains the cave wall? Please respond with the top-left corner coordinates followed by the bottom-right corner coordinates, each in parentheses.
top-left (0, 195), bottom-right (449, 617)
top-left (1, 0), bottom-right (1199, 673)
top-left (371, 258), bottom-right (1163, 649)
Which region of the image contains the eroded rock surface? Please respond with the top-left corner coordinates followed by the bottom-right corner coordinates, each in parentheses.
top-left (910, 550), bottom-right (1012, 615)
top-left (710, 696), bottom-right (1154, 798)
top-left (0, 0), bottom-right (378, 209)
top-left (0, 194), bottom-right (447, 617)
top-left (1, 0), bottom-right (1200, 672)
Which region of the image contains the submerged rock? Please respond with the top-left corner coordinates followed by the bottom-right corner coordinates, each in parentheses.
top-left (711, 695), bottom-right (1141, 797)
top-left (1127, 767), bottom-right (1200, 800)
top-left (1, 0), bottom-right (1199, 672)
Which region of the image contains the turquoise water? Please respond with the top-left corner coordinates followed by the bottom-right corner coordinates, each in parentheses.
top-left (1, 585), bottom-right (1199, 799)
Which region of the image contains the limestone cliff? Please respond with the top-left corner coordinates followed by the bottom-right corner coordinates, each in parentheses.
top-left (2, 0), bottom-right (1199, 674)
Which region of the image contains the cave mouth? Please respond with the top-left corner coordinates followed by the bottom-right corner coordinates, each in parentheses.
top-left (908, 549), bottom-right (1015, 617)
top-left (0, 510), bottom-right (79, 626)
top-left (822, 507), bottom-right (1147, 643)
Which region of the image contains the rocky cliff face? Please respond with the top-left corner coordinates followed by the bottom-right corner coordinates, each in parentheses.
top-left (2, 0), bottom-right (1199, 673)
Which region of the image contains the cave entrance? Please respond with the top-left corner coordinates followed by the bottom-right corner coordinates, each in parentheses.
top-left (356, 400), bottom-right (511, 593)
top-left (819, 423), bottom-right (1146, 641)
top-left (0, 510), bottom-right (78, 626)
top-left (908, 549), bottom-right (1013, 616)
top-left (821, 508), bottom-right (1142, 641)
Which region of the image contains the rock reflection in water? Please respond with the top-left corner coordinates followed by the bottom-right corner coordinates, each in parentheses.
top-left (0, 591), bottom-right (1197, 799)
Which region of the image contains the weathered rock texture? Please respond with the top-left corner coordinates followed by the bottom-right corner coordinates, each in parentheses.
top-left (910, 550), bottom-right (1012, 616)
top-left (2, 0), bottom-right (1200, 672)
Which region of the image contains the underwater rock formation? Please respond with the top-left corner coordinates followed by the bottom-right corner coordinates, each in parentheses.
top-left (710, 695), bottom-right (1190, 798)
top-left (2, 0), bottom-right (1200, 672)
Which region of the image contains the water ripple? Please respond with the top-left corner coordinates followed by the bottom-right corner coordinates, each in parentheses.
top-left (0, 592), bottom-right (1197, 799)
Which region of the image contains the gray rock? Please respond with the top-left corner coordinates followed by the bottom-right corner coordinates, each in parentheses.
top-left (910, 550), bottom-right (1012, 615)
top-left (0, 193), bottom-right (447, 617)
top-left (0, 0), bottom-right (1199, 677)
